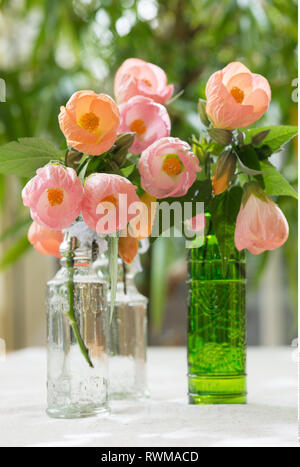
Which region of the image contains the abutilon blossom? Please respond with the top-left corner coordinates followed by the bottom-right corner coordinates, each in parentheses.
top-left (234, 185), bottom-right (289, 254)
top-left (58, 91), bottom-right (120, 156)
top-left (114, 58), bottom-right (174, 105)
top-left (22, 164), bottom-right (83, 230)
top-left (138, 137), bottom-right (201, 199)
top-left (206, 62), bottom-right (271, 129)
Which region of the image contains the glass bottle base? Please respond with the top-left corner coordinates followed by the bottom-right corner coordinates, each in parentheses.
top-left (46, 403), bottom-right (109, 419)
top-left (188, 374), bottom-right (247, 405)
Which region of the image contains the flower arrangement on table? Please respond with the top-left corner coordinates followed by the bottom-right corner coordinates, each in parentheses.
top-left (0, 59), bottom-right (297, 368)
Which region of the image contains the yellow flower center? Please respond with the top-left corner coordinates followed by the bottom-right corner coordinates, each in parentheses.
top-left (141, 78), bottom-right (152, 87)
top-left (101, 195), bottom-right (118, 208)
top-left (162, 154), bottom-right (183, 176)
top-left (130, 119), bottom-right (147, 136)
top-left (79, 112), bottom-right (100, 132)
top-left (47, 188), bottom-right (64, 207)
top-left (230, 86), bottom-right (245, 104)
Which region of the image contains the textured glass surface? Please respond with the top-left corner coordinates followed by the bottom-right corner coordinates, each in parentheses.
top-left (187, 215), bottom-right (247, 404)
top-left (96, 257), bottom-right (148, 400)
top-left (46, 249), bottom-right (109, 418)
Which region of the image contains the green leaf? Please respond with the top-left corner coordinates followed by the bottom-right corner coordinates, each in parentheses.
top-left (0, 235), bottom-right (31, 271)
top-left (182, 178), bottom-right (212, 205)
top-left (127, 166), bottom-right (142, 192)
top-left (244, 126), bottom-right (298, 153)
top-left (210, 186), bottom-right (243, 270)
top-left (121, 163), bottom-right (135, 178)
top-left (236, 144), bottom-right (261, 170)
top-left (83, 156), bottom-right (102, 178)
top-left (260, 160), bottom-right (298, 199)
top-left (235, 145), bottom-right (264, 176)
top-left (0, 138), bottom-right (64, 177)
top-left (166, 178), bottom-right (212, 209)
top-left (255, 145), bottom-right (273, 160)
top-left (202, 141), bottom-right (224, 157)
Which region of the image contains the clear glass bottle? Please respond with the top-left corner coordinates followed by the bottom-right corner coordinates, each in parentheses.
top-left (95, 255), bottom-right (148, 400)
top-left (46, 234), bottom-right (109, 418)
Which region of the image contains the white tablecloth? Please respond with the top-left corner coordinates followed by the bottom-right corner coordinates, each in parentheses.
top-left (0, 347), bottom-right (297, 447)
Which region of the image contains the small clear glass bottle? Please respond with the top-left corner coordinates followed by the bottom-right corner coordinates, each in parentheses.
top-left (46, 234), bottom-right (109, 418)
top-left (95, 255), bottom-right (148, 400)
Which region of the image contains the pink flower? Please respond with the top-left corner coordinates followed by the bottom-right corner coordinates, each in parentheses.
top-left (114, 58), bottom-right (174, 105)
top-left (82, 173), bottom-right (140, 234)
top-left (28, 221), bottom-right (63, 258)
top-left (22, 164), bottom-right (83, 230)
top-left (118, 96), bottom-right (171, 154)
top-left (234, 185), bottom-right (289, 255)
top-left (206, 62), bottom-right (271, 129)
top-left (138, 137), bottom-right (201, 199)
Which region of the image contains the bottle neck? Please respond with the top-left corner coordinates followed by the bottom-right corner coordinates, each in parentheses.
top-left (59, 233), bottom-right (92, 269)
top-left (94, 254), bottom-right (136, 293)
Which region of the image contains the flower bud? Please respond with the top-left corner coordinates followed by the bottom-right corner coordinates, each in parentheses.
top-left (235, 182), bottom-right (289, 255)
top-left (114, 132), bottom-right (135, 151)
top-left (110, 133), bottom-right (136, 168)
top-left (112, 147), bottom-right (128, 168)
top-left (118, 228), bottom-right (139, 264)
top-left (212, 150), bottom-right (236, 195)
top-left (208, 128), bottom-right (233, 146)
top-left (251, 130), bottom-right (270, 146)
top-left (197, 99), bottom-right (210, 127)
top-left (66, 149), bottom-right (83, 167)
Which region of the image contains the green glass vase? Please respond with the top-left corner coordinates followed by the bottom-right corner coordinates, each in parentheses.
top-left (187, 214), bottom-right (247, 404)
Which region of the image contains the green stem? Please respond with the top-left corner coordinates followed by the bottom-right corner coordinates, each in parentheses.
top-left (66, 249), bottom-right (94, 368)
top-left (64, 149), bottom-right (69, 167)
top-left (76, 155), bottom-right (89, 176)
top-left (109, 235), bottom-right (118, 324)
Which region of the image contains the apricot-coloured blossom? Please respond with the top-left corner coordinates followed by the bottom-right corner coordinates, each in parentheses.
top-left (118, 227), bottom-right (139, 264)
top-left (58, 91), bottom-right (120, 155)
top-left (28, 222), bottom-right (63, 258)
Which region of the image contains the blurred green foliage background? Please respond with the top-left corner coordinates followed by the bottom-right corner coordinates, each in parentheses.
top-left (0, 0), bottom-right (297, 343)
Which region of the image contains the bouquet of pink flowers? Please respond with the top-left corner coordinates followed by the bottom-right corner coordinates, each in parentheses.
top-left (0, 58), bottom-right (297, 365)
top-left (16, 59), bottom-right (202, 265)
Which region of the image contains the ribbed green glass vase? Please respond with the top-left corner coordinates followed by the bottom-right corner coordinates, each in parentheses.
top-left (187, 214), bottom-right (247, 404)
